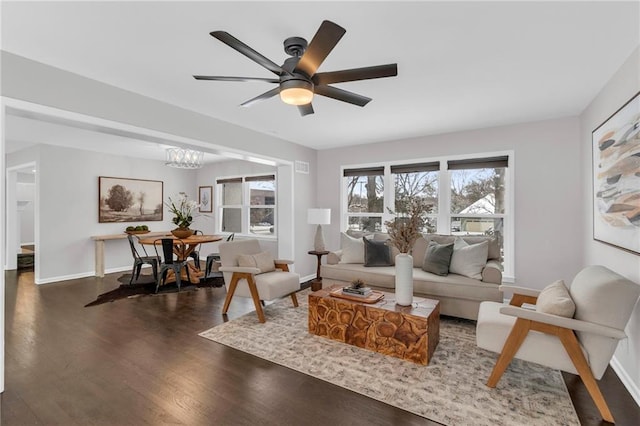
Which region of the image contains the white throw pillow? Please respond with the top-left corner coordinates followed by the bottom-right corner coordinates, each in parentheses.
top-left (237, 251), bottom-right (276, 273)
top-left (536, 280), bottom-right (576, 318)
top-left (449, 237), bottom-right (489, 280)
top-left (339, 232), bottom-right (365, 264)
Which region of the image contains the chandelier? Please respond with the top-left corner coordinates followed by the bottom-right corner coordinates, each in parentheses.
top-left (165, 148), bottom-right (204, 169)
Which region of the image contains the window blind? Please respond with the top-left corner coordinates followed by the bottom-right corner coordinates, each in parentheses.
top-left (216, 177), bottom-right (243, 184)
top-left (244, 174), bottom-right (276, 182)
top-left (343, 166), bottom-right (385, 177)
top-left (447, 156), bottom-right (509, 170)
top-left (390, 162), bottom-right (440, 174)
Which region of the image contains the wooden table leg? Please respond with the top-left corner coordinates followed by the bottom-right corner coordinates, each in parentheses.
top-left (95, 240), bottom-right (105, 277)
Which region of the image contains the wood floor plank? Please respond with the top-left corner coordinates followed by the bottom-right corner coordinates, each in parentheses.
top-left (3, 269), bottom-right (639, 426)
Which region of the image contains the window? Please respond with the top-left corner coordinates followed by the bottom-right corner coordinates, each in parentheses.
top-left (217, 174), bottom-right (276, 236)
top-left (391, 163), bottom-right (439, 234)
top-left (342, 154), bottom-right (512, 277)
top-left (448, 156), bottom-right (507, 257)
top-left (247, 175), bottom-right (276, 235)
top-left (344, 167), bottom-right (384, 232)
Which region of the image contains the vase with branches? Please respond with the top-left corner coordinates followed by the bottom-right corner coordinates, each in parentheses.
top-left (384, 197), bottom-right (430, 254)
top-left (384, 197), bottom-right (430, 306)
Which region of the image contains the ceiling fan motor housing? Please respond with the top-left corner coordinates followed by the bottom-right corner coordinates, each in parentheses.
top-left (283, 36), bottom-right (308, 57)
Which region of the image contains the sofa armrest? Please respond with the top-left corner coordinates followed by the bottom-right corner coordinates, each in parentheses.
top-left (219, 266), bottom-right (261, 274)
top-left (327, 250), bottom-right (342, 265)
top-left (499, 306), bottom-right (627, 339)
top-left (274, 259), bottom-right (294, 265)
top-left (481, 260), bottom-right (503, 284)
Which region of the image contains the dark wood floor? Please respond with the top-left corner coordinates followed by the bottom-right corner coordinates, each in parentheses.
top-left (2, 269), bottom-right (639, 425)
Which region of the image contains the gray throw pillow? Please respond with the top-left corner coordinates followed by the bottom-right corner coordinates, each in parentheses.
top-left (363, 238), bottom-right (392, 267)
top-left (422, 241), bottom-right (454, 276)
top-left (449, 238), bottom-right (489, 280)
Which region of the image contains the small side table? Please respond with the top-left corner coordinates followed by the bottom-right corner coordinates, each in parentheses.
top-left (308, 250), bottom-right (330, 291)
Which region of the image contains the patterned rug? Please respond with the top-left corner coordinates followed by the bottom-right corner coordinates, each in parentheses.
top-left (199, 289), bottom-right (579, 426)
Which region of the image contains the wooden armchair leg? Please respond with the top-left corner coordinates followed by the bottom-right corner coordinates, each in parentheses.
top-left (290, 292), bottom-right (299, 307)
top-left (222, 274), bottom-right (240, 314)
top-left (245, 275), bottom-right (266, 323)
top-left (558, 328), bottom-right (614, 423)
top-left (487, 318), bottom-right (531, 388)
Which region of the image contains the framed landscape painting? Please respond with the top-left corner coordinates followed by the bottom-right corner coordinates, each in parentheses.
top-left (199, 186), bottom-right (213, 213)
top-left (592, 91), bottom-right (640, 255)
top-left (99, 177), bottom-right (163, 223)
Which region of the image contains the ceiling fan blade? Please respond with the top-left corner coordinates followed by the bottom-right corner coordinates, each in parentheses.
top-left (294, 20), bottom-right (346, 77)
top-left (194, 75), bottom-right (279, 83)
top-left (313, 64), bottom-right (398, 85)
top-left (314, 85), bottom-right (371, 107)
top-left (298, 103), bottom-right (314, 116)
top-left (210, 31), bottom-right (286, 76)
top-left (240, 87), bottom-right (280, 107)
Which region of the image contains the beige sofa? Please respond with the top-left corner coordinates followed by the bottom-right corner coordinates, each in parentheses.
top-left (320, 234), bottom-right (504, 320)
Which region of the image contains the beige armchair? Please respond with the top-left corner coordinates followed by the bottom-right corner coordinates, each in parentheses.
top-left (476, 265), bottom-right (640, 424)
top-left (219, 239), bottom-right (300, 323)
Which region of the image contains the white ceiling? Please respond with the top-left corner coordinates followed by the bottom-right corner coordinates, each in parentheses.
top-left (2, 1), bottom-right (639, 151)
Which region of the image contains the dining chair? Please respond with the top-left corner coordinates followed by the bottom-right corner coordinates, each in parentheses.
top-left (153, 238), bottom-right (191, 293)
top-left (205, 233), bottom-right (235, 278)
top-left (127, 234), bottom-right (160, 285)
top-left (187, 230), bottom-right (203, 269)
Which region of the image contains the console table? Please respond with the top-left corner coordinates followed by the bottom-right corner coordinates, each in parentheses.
top-left (90, 231), bottom-right (171, 277)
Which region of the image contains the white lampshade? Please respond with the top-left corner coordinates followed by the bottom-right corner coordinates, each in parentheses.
top-left (307, 208), bottom-right (331, 225)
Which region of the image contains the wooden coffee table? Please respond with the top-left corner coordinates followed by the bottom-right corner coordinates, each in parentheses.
top-left (308, 286), bottom-right (440, 365)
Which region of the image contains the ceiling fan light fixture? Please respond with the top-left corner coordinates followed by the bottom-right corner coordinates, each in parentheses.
top-left (279, 79), bottom-right (314, 106)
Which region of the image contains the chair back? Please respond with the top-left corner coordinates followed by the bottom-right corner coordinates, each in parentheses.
top-left (227, 233), bottom-right (235, 242)
top-left (570, 265), bottom-right (640, 378)
top-left (219, 239), bottom-right (261, 285)
top-left (127, 234), bottom-right (142, 260)
top-left (153, 238), bottom-right (177, 265)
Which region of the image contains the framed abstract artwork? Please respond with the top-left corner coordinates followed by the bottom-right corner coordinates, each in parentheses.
top-left (199, 186), bottom-right (213, 213)
top-left (99, 176), bottom-right (163, 223)
top-left (592, 91), bottom-right (640, 255)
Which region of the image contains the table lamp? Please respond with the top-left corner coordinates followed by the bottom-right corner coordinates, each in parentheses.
top-left (307, 208), bottom-right (331, 252)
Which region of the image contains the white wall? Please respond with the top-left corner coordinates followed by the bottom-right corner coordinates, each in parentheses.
top-left (317, 117), bottom-right (583, 288)
top-left (17, 180), bottom-right (35, 245)
top-left (7, 144), bottom-right (197, 283)
top-left (579, 47), bottom-right (640, 401)
top-left (1, 51), bottom-right (318, 279)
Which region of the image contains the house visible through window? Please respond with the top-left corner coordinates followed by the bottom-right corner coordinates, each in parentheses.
top-left (217, 174), bottom-right (276, 236)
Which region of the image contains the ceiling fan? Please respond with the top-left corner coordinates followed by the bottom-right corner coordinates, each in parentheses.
top-left (194, 20), bottom-right (398, 116)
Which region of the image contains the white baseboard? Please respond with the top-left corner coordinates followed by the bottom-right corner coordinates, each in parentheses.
top-left (300, 274), bottom-right (315, 284)
top-left (36, 271), bottom-right (95, 285)
top-left (35, 265), bottom-right (131, 285)
top-left (610, 356), bottom-right (640, 407)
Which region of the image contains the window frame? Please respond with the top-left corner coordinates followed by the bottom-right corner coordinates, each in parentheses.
top-left (341, 152), bottom-right (514, 280)
top-left (216, 173), bottom-right (277, 239)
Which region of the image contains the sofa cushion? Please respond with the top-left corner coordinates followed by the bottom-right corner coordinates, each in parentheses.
top-left (411, 236), bottom-right (428, 265)
top-left (363, 238), bottom-right (392, 267)
top-left (237, 251), bottom-right (276, 273)
top-left (426, 234), bottom-right (501, 261)
top-left (536, 280), bottom-right (576, 318)
top-left (449, 238), bottom-right (489, 280)
top-left (339, 232), bottom-right (365, 264)
top-left (422, 241), bottom-right (454, 276)
top-left (321, 263), bottom-right (500, 302)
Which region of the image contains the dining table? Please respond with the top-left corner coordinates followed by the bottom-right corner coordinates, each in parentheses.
top-left (138, 234), bottom-right (223, 284)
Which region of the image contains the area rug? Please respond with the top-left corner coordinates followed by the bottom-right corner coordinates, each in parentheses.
top-left (85, 273), bottom-right (224, 307)
top-left (199, 289), bottom-right (579, 426)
